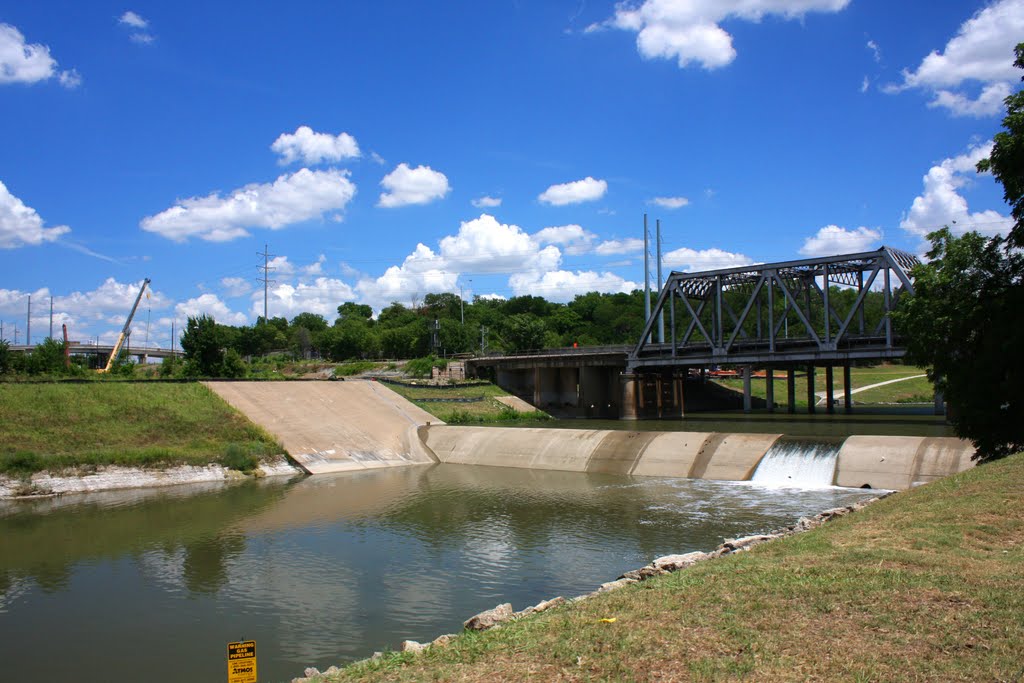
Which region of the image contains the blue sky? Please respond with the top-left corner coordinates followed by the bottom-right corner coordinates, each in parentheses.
top-left (1, 0), bottom-right (1021, 348)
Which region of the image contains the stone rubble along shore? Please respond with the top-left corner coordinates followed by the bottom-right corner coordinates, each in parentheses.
top-left (291, 492), bottom-right (893, 683)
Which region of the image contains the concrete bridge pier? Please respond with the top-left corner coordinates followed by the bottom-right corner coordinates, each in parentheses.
top-left (620, 370), bottom-right (685, 420)
top-left (765, 370), bottom-right (775, 412)
top-left (620, 373), bottom-right (638, 420)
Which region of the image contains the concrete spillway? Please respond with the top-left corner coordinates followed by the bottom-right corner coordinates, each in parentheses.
top-left (205, 380), bottom-right (975, 489)
top-left (423, 426), bottom-right (976, 490)
top-left (204, 380), bottom-right (440, 474)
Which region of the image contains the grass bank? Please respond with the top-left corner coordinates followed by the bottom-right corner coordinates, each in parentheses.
top-left (715, 363), bottom-right (933, 409)
top-left (0, 382), bottom-right (282, 475)
top-left (383, 381), bottom-right (549, 424)
top-left (320, 452), bottom-right (1024, 682)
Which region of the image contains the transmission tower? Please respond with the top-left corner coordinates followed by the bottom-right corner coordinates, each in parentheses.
top-left (257, 244), bottom-right (276, 323)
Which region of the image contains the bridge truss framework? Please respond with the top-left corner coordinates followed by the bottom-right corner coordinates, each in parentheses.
top-left (619, 247), bottom-right (931, 418)
top-left (629, 246), bottom-right (920, 370)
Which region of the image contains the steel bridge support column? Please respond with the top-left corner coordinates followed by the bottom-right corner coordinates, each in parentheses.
top-left (787, 369), bottom-right (796, 414)
top-left (766, 369), bottom-right (775, 413)
top-left (807, 365), bottom-right (816, 414)
top-left (844, 364), bottom-right (853, 414)
top-left (620, 373), bottom-right (639, 420)
top-left (825, 365), bottom-right (835, 414)
top-left (742, 365), bottom-right (752, 413)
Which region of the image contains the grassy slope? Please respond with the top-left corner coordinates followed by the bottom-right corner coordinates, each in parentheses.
top-left (715, 364), bottom-right (934, 409)
top-left (324, 453), bottom-right (1024, 682)
top-left (0, 383), bottom-right (281, 474)
top-left (384, 381), bottom-right (548, 423)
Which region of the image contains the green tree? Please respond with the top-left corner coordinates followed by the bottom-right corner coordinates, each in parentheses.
top-left (977, 42), bottom-right (1024, 248)
top-left (0, 340), bottom-right (11, 374)
top-left (290, 312), bottom-right (328, 333)
top-left (336, 302), bottom-right (373, 323)
top-left (180, 315), bottom-right (226, 376)
top-left (893, 229), bottom-right (1023, 461)
top-left (502, 313), bottom-right (547, 352)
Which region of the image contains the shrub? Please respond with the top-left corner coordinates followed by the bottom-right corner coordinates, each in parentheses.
top-left (220, 444), bottom-right (258, 472)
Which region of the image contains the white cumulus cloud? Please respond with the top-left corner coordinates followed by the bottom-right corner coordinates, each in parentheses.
top-left (662, 246), bottom-right (753, 271)
top-left (271, 126), bottom-right (361, 166)
top-left (596, 0), bottom-right (850, 70)
top-left (538, 177), bottom-right (607, 206)
top-left (221, 277), bottom-right (253, 298)
top-left (799, 225), bottom-right (881, 257)
top-left (0, 23), bottom-right (78, 87)
top-left (140, 168), bottom-right (357, 242)
top-left (119, 11), bottom-right (149, 29)
top-left (533, 224), bottom-right (597, 255)
top-left (471, 195), bottom-right (502, 208)
top-left (355, 214), bottom-right (564, 310)
top-left (378, 163), bottom-right (450, 208)
top-left (595, 238), bottom-right (645, 255)
top-left (438, 214), bottom-right (561, 273)
top-left (356, 245), bottom-right (459, 311)
top-left (118, 11), bottom-right (155, 44)
top-left (176, 293), bottom-right (247, 326)
top-left (650, 196), bottom-right (690, 209)
top-left (509, 270), bottom-right (639, 302)
top-left (254, 278), bottom-right (356, 320)
top-left (0, 180), bottom-right (70, 248)
top-left (900, 141), bottom-right (1013, 240)
top-left (896, 0), bottom-right (1024, 117)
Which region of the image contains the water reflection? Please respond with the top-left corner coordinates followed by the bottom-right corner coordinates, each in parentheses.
top-left (0, 464), bottom-right (877, 683)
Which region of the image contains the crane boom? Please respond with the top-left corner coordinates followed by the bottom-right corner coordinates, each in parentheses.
top-left (100, 278), bottom-right (151, 373)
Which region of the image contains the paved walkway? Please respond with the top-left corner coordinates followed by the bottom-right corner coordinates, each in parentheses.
top-left (816, 374), bottom-right (927, 406)
top-left (205, 380), bottom-right (441, 474)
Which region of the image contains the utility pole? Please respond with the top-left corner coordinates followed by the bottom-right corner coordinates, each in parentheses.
top-left (171, 321), bottom-right (175, 356)
top-left (480, 325), bottom-right (488, 354)
top-left (643, 214), bottom-right (651, 343)
top-left (26, 295), bottom-right (31, 346)
top-left (657, 219), bottom-right (665, 344)
top-left (49, 296), bottom-right (54, 340)
top-left (257, 244), bottom-right (275, 323)
top-left (459, 284), bottom-right (465, 325)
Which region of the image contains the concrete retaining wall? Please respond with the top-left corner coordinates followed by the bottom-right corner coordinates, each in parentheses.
top-left (425, 426), bottom-right (975, 490)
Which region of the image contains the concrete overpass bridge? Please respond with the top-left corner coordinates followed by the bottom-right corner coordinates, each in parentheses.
top-left (7, 342), bottom-right (179, 365)
top-left (468, 247), bottom-right (930, 419)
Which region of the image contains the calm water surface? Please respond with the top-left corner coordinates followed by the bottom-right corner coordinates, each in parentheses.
top-left (0, 464), bottom-right (877, 682)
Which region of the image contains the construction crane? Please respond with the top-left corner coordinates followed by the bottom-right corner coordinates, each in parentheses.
top-left (99, 278), bottom-right (151, 373)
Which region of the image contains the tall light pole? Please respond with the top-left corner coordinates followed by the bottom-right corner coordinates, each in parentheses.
top-left (643, 214), bottom-right (651, 343)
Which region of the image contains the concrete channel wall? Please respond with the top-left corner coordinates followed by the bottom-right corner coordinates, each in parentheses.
top-left (204, 381), bottom-right (440, 474)
top-left (424, 426), bottom-right (976, 490)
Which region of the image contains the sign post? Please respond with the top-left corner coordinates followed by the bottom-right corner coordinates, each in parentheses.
top-left (227, 640), bottom-right (257, 683)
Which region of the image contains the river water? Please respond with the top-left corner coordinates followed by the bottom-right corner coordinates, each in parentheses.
top-left (0, 464), bottom-right (877, 682)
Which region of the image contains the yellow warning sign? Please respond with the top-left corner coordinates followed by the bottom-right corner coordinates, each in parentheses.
top-left (227, 640), bottom-right (257, 683)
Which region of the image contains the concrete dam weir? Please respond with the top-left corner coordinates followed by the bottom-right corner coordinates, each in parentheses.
top-left (209, 381), bottom-right (975, 490)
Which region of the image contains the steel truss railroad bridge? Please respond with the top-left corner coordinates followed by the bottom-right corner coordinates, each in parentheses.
top-left (470, 247), bottom-right (932, 419)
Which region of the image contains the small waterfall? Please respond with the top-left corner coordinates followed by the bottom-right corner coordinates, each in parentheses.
top-left (751, 438), bottom-right (841, 488)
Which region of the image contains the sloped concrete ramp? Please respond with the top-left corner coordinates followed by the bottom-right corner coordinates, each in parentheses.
top-left (204, 380), bottom-right (441, 474)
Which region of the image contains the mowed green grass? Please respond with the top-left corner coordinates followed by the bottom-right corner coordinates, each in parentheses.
top-left (715, 364), bottom-right (933, 409)
top-left (0, 382), bottom-right (281, 474)
top-left (384, 381), bottom-right (548, 423)
top-left (320, 452), bottom-right (1024, 683)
